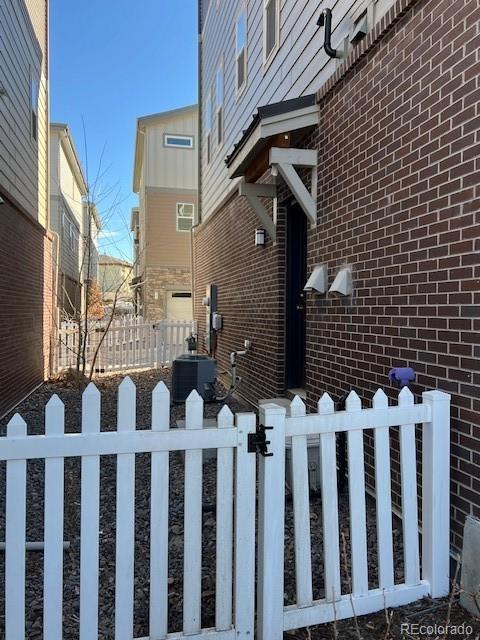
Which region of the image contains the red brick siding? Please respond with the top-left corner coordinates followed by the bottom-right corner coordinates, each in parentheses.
top-left (195, 0), bottom-right (479, 551)
top-left (0, 198), bottom-right (54, 418)
top-left (194, 190), bottom-right (286, 404)
top-left (306, 0), bottom-right (479, 551)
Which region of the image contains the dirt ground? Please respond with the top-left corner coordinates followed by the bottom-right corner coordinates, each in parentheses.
top-left (0, 369), bottom-right (478, 639)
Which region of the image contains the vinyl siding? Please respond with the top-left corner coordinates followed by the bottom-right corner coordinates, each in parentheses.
top-left (200, 0), bottom-right (397, 219)
top-left (144, 188), bottom-right (195, 269)
top-left (143, 110), bottom-right (198, 191)
top-left (0, 0), bottom-right (48, 226)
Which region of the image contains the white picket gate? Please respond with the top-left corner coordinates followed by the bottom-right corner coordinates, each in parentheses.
top-left (55, 318), bottom-right (196, 373)
top-left (0, 383), bottom-right (451, 639)
top-left (1, 379), bottom-right (256, 640)
top-left (257, 387), bottom-right (450, 638)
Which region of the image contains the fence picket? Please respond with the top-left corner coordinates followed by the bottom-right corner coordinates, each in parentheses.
top-left (257, 403), bottom-right (286, 640)
top-left (5, 415), bottom-right (27, 640)
top-left (149, 381), bottom-right (170, 639)
top-left (215, 406), bottom-right (235, 630)
top-left (290, 396), bottom-right (313, 607)
top-left (318, 393), bottom-right (341, 602)
top-left (398, 387), bottom-right (420, 586)
top-left (115, 377), bottom-right (136, 640)
top-left (373, 390), bottom-right (394, 590)
top-left (183, 390), bottom-right (204, 634)
top-left (346, 391), bottom-right (368, 596)
top-left (44, 395), bottom-right (65, 640)
top-left (80, 383), bottom-right (101, 640)
top-left (235, 412), bottom-right (257, 639)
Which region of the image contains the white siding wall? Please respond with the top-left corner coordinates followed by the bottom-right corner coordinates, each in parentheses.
top-left (144, 110), bottom-right (199, 191)
top-left (200, 0), bottom-right (396, 219)
top-left (0, 0), bottom-right (48, 226)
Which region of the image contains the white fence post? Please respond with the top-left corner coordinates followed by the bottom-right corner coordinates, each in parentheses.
top-left (257, 403), bottom-right (286, 640)
top-left (422, 389), bottom-right (451, 597)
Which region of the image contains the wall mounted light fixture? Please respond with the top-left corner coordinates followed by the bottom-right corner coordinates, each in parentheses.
top-left (304, 264), bottom-right (327, 294)
top-left (329, 265), bottom-right (353, 297)
top-left (255, 228), bottom-right (266, 246)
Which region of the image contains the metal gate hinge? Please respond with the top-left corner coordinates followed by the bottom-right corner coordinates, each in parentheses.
top-left (248, 424), bottom-right (274, 457)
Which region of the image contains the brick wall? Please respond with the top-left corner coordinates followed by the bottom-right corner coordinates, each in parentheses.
top-left (195, 0), bottom-right (479, 551)
top-left (193, 191), bottom-right (286, 404)
top-left (0, 197), bottom-right (54, 418)
top-left (305, 0), bottom-right (479, 551)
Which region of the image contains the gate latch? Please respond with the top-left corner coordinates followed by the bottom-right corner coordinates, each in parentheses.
top-left (248, 424), bottom-right (273, 457)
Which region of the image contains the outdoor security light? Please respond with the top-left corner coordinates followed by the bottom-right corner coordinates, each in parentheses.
top-left (304, 264), bottom-right (327, 294)
top-left (255, 228), bottom-right (266, 246)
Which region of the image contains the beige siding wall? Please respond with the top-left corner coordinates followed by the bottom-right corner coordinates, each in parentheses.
top-left (0, 0), bottom-right (48, 226)
top-left (200, 0), bottom-right (397, 220)
top-left (144, 110), bottom-right (198, 190)
top-left (144, 188), bottom-right (194, 269)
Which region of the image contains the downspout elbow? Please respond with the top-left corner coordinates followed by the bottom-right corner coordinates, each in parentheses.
top-left (317, 8), bottom-right (338, 59)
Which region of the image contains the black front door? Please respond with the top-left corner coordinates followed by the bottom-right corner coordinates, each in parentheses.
top-left (285, 202), bottom-right (307, 390)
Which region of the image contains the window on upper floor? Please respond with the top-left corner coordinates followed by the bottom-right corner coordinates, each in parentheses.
top-left (236, 9), bottom-right (247, 93)
top-left (216, 64), bottom-right (224, 146)
top-left (30, 74), bottom-right (39, 142)
top-left (164, 134), bottom-right (194, 149)
top-left (176, 202), bottom-right (195, 232)
top-left (205, 92), bottom-right (213, 163)
top-left (263, 0), bottom-right (280, 64)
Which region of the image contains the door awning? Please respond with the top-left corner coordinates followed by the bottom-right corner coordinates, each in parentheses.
top-left (225, 94), bottom-right (319, 181)
top-left (226, 94), bottom-right (319, 241)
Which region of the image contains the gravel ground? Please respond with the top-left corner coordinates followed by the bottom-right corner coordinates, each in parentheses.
top-left (0, 369), bottom-right (478, 639)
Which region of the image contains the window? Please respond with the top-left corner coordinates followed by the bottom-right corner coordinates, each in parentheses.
top-left (216, 63), bottom-right (224, 145)
top-left (205, 91), bottom-right (213, 163)
top-left (30, 74), bottom-right (39, 141)
top-left (263, 0), bottom-right (279, 63)
top-left (236, 10), bottom-right (247, 92)
top-left (164, 134), bottom-right (194, 149)
top-left (176, 203), bottom-right (195, 232)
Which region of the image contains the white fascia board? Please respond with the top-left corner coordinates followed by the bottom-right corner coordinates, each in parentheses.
top-left (227, 125), bottom-right (262, 179)
top-left (260, 104), bottom-right (320, 138)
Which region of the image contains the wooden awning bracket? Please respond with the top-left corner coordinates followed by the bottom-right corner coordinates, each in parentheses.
top-left (269, 147), bottom-right (317, 227)
top-left (238, 181), bottom-right (277, 242)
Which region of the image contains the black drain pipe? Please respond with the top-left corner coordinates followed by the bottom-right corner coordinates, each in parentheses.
top-left (317, 8), bottom-right (339, 59)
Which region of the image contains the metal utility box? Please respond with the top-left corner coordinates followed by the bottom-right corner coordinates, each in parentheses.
top-left (172, 354), bottom-right (217, 403)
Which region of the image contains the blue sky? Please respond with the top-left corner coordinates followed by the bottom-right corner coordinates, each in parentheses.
top-left (50, 0), bottom-right (198, 261)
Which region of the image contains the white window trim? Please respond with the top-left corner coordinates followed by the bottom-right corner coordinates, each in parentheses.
top-left (215, 59), bottom-right (224, 150)
top-left (30, 69), bottom-right (39, 143)
top-left (176, 202), bottom-right (195, 232)
top-left (263, 0), bottom-right (280, 69)
top-left (235, 6), bottom-right (247, 98)
top-left (164, 133), bottom-right (195, 149)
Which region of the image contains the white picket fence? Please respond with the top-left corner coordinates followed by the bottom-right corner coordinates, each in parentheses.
top-left (55, 318), bottom-right (196, 373)
top-left (258, 387), bottom-right (450, 637)
top-left (0, 382), bottom-right (450, 639)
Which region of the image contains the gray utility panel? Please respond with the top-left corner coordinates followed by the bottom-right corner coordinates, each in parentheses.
top-left (172, 354), bottom-right (217, 403)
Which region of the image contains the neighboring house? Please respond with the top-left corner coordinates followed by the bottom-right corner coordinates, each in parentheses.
top-left (98, 254), bottom-right (133, 304)
top-left (0, 0), bottom-right (53, 417)
top-left (50, 123), bottom-right (101, 318)
top-left (132, 105), bottom-right (198, 320)
top-left (195, 0), bottom-right (480, 554)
